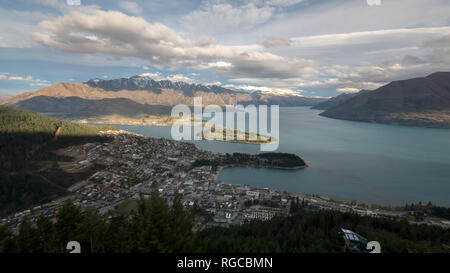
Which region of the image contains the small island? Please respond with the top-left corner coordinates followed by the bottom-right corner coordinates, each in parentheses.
top-left (192, 152), bottom-right (307, 174)
top-left (199, 125), bottom-right (276, 145)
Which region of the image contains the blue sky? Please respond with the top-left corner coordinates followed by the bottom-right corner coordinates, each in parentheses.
top-left (0, 0), bottom-right (449, 97)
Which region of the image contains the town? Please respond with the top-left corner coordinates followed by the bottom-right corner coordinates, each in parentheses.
top-left (2, 130), bottom-right (449, 233)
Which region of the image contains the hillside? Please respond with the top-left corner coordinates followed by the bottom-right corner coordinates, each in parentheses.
top-left (9, 96), bottom-right (172, 119)
top-left (0, 106), bottom-right (115, 216)
top-left (320, 72), bottom-right (450, 128)
top-left (312, 90), bottom-right (370, 110)
top-left (1, 76), bottom-right (326, 123)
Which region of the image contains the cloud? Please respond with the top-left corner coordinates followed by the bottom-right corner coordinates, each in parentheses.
top-left (288, 27), bottom-right (450, 58)
top-left (197, 61), bottom-right (233, 69)
top-left (223, 83), bottom-right (302, 96)
top-left (336, 87), bottom-right (360, 93)
top-left (422, 34), bottom-right (450, 66)
top-left (16, 1), bottom-right (450, 97)
top-left (180, 0), bottom-right (306, 35)
top-left (0, 72), bottom-right (51, 87)
top-left (266, 27), bottom-right (450, 92)
top-left (140, 72), bottom-right (195, 83)
top-left (166, 74), bottom-right (195, 83)
top-left (259, 0), bottom-right (450, 40)
top-left (0, 8), bottom-right (53, 48)
top-left (265, 0), bottom-right (305, 7)
top-left (181, 1), bottom-right (275, 34)
top-left (119, 1), bottom-right (143, 15)
top-left (140, 72), bottom-right (163, 79)
top-left (258, 36), bottom-right (291, 48)
top-left (32, 9), bottom-right (317, 81)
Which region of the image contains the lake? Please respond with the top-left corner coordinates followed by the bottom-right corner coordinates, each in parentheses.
top-left (113, 107), bottom-right (450, 206)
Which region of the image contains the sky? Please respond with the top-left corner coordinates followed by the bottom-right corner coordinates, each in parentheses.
top-left (0, 0), bottom-right (449, 97)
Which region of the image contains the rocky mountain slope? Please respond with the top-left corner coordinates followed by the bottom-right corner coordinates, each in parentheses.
top-left (320, 72), bottom-right (450, 128)
top-left (1, 76), bottom-right (326, 121)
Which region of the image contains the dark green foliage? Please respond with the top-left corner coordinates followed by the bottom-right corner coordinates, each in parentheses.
top-left (0, 105), bottom-right (114, 136)
top-left (255, 152), bottom-right (306, 168)
top-left (244, 199), bottom-right (281, 208)
top-left (0, 105), bottom-right (116, 216)
top-left (192, 152), bottom-right (306, 171)
top-left (0, 105), bottom-right (115, 170)
top-left (1, 198), bottom-right (449, 253)
top-left (0, 191), bottom-right (195, 253)
top-left (405, 202), bottom-right (450, 221)
top-left (0, 171), bottom-right (67, 216)
top-left (196, 208), bottom-right (450, 253)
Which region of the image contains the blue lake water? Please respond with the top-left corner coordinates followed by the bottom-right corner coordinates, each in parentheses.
top-left (114, 107), bottom-right (450, 206)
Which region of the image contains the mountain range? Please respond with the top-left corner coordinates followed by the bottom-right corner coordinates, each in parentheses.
top-left (3, 73), bottom-right (449, 129)
top-left (318, 72), bottom-right (450, 128)
top-left (1, 76), bottom-right (326, 120)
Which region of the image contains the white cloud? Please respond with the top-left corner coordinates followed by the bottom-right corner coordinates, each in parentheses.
top-left (423, 34), bottom-right (450, 66)
top-left (0, 8), bottom-right (53, 48)
top-left (139, 72), bottom-right (195, 83)
top-left (119, 1), bottom-right (143, 15)
top-left (289, 27), bottom-right (450, 56)
top-left (0, 72), bottom-right (51, 87)
top-left (259, 0), bottom-right (450, 40)
top-left (166, 74), bottom-right (195, 83)
top-left (258, 36), bottom-right (291, 48)
top-left (336, 87), bottom-right (360, 93)
top-left (264, 0), bottom-right (305, 7)
top-left (181, 1), bottom-right (275, 34)
top-left (8, 0), bottom-right (449, 97)
top-left (223, 83), bottom-right (302, 96)
top-left (180, 0), bottom-right (305, 36)
top-left (140, 72), bottom-right (164, 80)
top-left (32, 9), bottom-right (317, 81)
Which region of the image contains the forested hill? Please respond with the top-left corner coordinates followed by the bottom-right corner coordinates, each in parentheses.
top-left (1, 193), bottom-right (449, 253)
top-left (0, 106), bottom-right (115, 216)
top-left (0, 105), bottom-right (115, 170)
top-left (0, 105), bottom-right (113, 136)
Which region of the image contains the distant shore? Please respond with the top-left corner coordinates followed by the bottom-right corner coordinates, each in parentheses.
top-left (75, 115), bottom-right (277, 145)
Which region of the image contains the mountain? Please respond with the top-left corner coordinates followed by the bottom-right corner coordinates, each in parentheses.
top-left (320, 72), bottom-right (450, 128)
top-left (85, 76), bottom-right (233, 96)
top-left (1, 76), bottom-right (326, 122)
top-left (312, 90), bottom-right (370, 110)
top-left (10, 96), bottom-right (171, 119)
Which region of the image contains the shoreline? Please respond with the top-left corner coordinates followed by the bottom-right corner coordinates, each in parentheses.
top-left (78, 116), bottom-right (277, 145)
top-left (214, 162), bottom-right (308, 182)
top-left (3, 128), bottom-right (449, 231)
top-left (103, 129), bottom-right (446, 213)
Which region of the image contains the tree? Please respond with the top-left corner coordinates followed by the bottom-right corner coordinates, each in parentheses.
top-left (170, 193), bottom-right (194, 252)
top-left (0, 224), bottom-right (15, 253)
top-left (15, 218), bottom-right (41, 253)
top-left (36, 215), bottom-right (56, 253)
top-left (54, 201), bottom-right (84, 252)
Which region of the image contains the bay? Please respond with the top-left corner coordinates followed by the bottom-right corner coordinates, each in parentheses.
top-left (113, 107), bottom-right (450, 206)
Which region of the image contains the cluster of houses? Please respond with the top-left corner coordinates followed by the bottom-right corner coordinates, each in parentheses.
top-left (2, 130), bottom-right (449, 232)
top-left (1, 130), bottom-right (291, 231)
